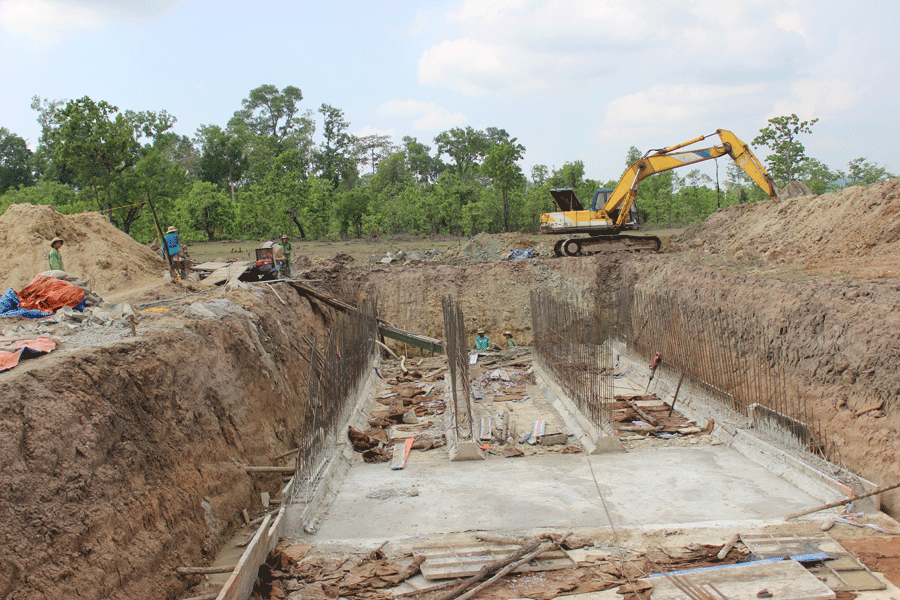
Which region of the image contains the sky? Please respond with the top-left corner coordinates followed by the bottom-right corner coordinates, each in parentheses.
top-left (1, 0), bottom-right (897, 184)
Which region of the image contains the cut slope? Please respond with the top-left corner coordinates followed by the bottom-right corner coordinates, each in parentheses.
top-left (0, 204), bottom-right (167, 295)
top-left (679, 180), bottom-right (900, 276)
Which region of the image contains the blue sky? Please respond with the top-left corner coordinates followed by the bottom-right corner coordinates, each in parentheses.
top-left (1, 0), bottom-right (897, 184)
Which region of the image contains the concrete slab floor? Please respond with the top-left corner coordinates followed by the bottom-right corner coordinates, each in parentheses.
top-left (291, 445), bottom-right (819, 546)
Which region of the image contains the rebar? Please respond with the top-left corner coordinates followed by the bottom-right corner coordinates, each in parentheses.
top-left (294, 298), bottom-right (378, 500)
top-left (441, 296), bottom-right (475, 441)
top-left (531, 291), bottom-right (615, 431)
top-left (615, 288), bottom-right (827, 454)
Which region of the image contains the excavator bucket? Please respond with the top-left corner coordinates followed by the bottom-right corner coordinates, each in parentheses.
top-left (777, 180), bottom-right (813, 201)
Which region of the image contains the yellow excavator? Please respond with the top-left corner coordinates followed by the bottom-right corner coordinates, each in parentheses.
top-left (540, 129), bottom-right (808, 256)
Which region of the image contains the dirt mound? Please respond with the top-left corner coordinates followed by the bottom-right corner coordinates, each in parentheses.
top-left (678, 180), bottom-right (900, 276)
top-left (0, 204), bottom-right (167, 295)
top-left (442, 232), bottom-right (544, 265)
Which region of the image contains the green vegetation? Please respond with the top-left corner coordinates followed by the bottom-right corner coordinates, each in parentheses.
top-left (1, 89), bottom-right (896, 244)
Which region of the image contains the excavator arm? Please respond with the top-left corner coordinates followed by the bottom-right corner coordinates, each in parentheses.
top-left (601, 129), bottom-right (779, 227)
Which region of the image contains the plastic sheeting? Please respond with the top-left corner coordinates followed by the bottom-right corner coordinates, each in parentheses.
top-left (0, 337), bottom-right (56, 372)
top-left (18, 274), bottom-right (85, 313)
top-left (0, 288), bottom-right (52, 319)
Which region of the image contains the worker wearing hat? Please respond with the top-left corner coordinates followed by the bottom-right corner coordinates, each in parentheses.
top-left (279, 234), bottom-right (292, 277)
top-left (163, 226), bottom-right (180, 261)
top-left (48, 237), bottom-right (64, 272)
top-left (474, 328), bottom-right (490, 351)
top-left (503, 330), bottom-right (517, 348)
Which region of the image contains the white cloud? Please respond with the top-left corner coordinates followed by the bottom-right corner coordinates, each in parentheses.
top-left (775, 10), bottom-right (809, 40)
top-left (378, 99), bottom-right (466, 132)
top-left (771, 79), bottom-right (860, 118)
top-left (0, 0), bottom-right (181, 43)
top-left (355, 125), bottom-right (396, 138)
top-left (0, 0), bottom-right (106, 43)
top-left (599, 83), bottom-right (765, 141)
top-left (413, 107), bottom-right (466, 131)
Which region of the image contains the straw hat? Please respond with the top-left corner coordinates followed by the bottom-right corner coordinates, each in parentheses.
top-left (166, 226), bottom-right (177, 234)
top-left (477, 328), bottom-right (485, 334)
top-left (50, 237), bottom-right (63, 247)
top-left (503, 331), bottom-right (512, 336)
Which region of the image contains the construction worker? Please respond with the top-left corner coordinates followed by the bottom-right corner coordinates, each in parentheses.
top-left (48, 237), bottom-right (64, 271)
top-left (163, 226), bottom-right (180, 260)
top-left (503, 330), bottom-right (517, 348)
top-left (474, 328), bottom-right (490, 351)
top-left (280, 234), bottom-right (292, 277)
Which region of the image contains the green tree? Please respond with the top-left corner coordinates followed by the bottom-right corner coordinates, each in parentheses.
top-left (182, 181), bottom-right (232, 240)
top-left (403, 136), bottom-right (443, 183)
top-left (230, 85), bottom-right (312, 155)
top-left (483, 138), bottom-right (526, 231)
top-left (51, 97), bottom-right (143, 231)
top-left (29, 95), bottom-right (68, 181)
top-left (797, 158), bottom-right (838, 194)
top-left (355, 134), bottom-right (395, 175)
top-left (0, 128), bottom-right (35, 194)
top-left (314, 103), bottom-right (356, 189)
top-left (434, 126), bottom-right (488, 184)
top-left (843, 158), bottom-right (896, 186)
top-left (531, 165), bottom-right (548, 186)
top-left (0, 180), bottom-right (84, 215)
top-left (752, 114), bottom-right (818, 186)
top-left (198, 125), bottom-right (247, 201)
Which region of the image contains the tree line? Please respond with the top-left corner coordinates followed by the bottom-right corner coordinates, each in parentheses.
top-left (0, 86), bottom-right (895, 244)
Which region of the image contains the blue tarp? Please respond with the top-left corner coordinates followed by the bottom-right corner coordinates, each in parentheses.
top-left (499, 248), bottom-right (537, 261)
top-left (0, 288), bottom-right (53, 319)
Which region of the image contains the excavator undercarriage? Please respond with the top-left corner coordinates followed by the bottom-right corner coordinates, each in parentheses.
top-left (552, 234), bottom-right (661, 257)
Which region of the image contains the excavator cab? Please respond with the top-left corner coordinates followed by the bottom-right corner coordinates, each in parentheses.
top-left (590, 189), bottom-right (614, 211)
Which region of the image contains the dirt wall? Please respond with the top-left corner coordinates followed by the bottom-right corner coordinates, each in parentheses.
top-left (336, 255), bottom-right (619, 349)
top-left (619, 254), bottom-right (900, 514)
top-left (0, 286), bottom-right (326, 599)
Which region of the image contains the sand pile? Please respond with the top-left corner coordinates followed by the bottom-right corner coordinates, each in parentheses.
top-left (0, 204), bottom-right (167, 295)
top-left (679, 180), bottom-right (900, 270)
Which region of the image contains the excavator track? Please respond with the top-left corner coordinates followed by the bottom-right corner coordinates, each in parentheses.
top-left (553, 235), bottom-right (661, 257)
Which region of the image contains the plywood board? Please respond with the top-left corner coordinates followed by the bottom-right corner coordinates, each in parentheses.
top-left (741, 533), bottom-right (886, 592)
top-left (646, 560), bottom-right (835, 600)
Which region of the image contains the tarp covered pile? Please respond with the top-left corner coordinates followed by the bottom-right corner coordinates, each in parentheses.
top-left (1, 273), bottom-right (94, 319)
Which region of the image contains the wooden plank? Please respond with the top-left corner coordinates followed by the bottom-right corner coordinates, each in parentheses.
top-left (420, 547), bottom-right (572, 580)
top-left (646, 560), bottom-right (835, 600)
top-left (191, 261), bottom-right (231, 271)
top-left (176, 565), bottom-right (236, 575)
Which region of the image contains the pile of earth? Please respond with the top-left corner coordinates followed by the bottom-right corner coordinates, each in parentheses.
top-left (0, 204), bottom-right (167, 295)
top-left (677, 179), bottom-right (900, 277)
top-left (441, 232), bottom-right (550, 265)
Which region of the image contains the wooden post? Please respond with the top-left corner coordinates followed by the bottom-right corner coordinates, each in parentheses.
top-left (145, 196), bottom-right (176, 281)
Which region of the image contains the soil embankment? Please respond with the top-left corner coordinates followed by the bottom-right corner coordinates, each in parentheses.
top-left (0, 204), bottom-right (167, 296)
top-left (0, 287), bottom-right (325, 599)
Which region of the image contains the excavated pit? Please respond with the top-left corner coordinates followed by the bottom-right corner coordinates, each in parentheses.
top-left (3, 180), bottom-right (900, 599)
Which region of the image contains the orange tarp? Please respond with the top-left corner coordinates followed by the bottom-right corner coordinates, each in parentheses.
top-left (0, 337), bottom-right (56, 372)
top-left (17, 274), bottom-right (85, 313)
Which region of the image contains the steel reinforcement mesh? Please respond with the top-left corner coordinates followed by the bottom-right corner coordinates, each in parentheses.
top-left (294, 299), bottom-right (378, 496)
top-left (615, 288), bottom-right (833, 459)
top-left (530, 290), bottom-right (616, 432)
